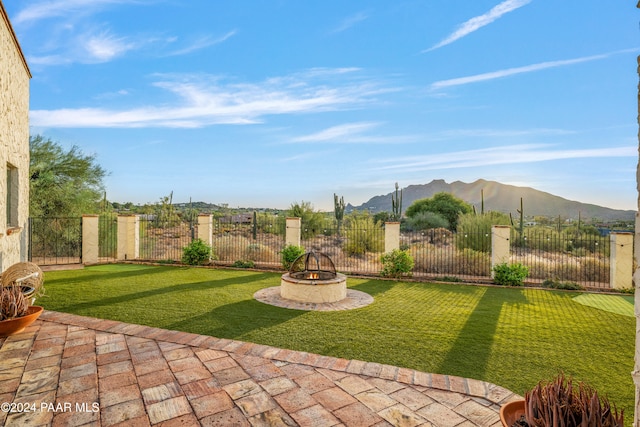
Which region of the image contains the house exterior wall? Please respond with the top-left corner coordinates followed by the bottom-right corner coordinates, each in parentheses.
top-left (0, 2), bottom-right (31, 271)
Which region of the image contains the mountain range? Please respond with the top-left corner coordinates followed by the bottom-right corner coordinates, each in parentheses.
top-left (348, 179), bottom-right (636, 222)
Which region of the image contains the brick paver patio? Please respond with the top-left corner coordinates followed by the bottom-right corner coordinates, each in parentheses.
top-left (0, 311), bottom-right (521, 426)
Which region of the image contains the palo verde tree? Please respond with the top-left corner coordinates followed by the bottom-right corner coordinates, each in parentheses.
top-left (405, 192), bottom-right (472, 232)
top-left (29, 135), bottom-right (107, 217)
top-left (287, 201), bottom-right (325, 239)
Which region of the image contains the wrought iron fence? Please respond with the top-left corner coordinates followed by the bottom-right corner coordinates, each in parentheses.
top-left (403, 228), bottom-right (492, 281)
top-left (138, 217), bottom-right (195, 262)
top-left (99, 214), bottom-right (118, 262)
top-left (510, 229), bottom-right (610, 288)
top-left (29, 217), bottom-right (82, 265)
top-left (212, 215), bottom-right (284, 268)
top-left (26, 215), bottom-right (616, 289)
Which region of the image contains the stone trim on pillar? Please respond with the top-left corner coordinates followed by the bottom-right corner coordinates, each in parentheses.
top-left (197, 214), bottom-right (213, 247)
top-left (384, 222), bottom-right (401, 253)
top-left (81, 215), bottom-right (99, 265)
top-left (117, 214), bottom-right (139, 261)
top-left (491, 225), bottom-right (511, 277)
top-left (610, 232), bottom-right (633, 290)
top-left (285, 217), bottom-right (301, 247)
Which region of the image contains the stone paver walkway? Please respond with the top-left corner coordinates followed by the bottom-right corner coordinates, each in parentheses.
top-left (0, 311), bottom-right (521, 426)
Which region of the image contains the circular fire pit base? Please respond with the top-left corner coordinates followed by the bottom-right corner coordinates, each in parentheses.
top-left (254, 287), bottom-right (373, 312)
top-left (280, 272), bottom-right (347, 304)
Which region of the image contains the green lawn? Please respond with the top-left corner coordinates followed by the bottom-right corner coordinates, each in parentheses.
top-left (40, 264), bottom-right (635, 421)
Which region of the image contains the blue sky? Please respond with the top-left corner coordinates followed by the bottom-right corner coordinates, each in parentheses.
top-left (4, 0), bottom-right (638, 211)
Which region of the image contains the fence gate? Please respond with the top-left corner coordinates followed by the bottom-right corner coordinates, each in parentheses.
top-left (29, 217), bottom-right (83, 265)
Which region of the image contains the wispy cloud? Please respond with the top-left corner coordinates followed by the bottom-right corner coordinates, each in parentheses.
top-left (30, 70), bottom-right (389, 128)
top-left (12, 0), bottom-right (147, 25)
top-left (371, 144), bottom-right (636, 173)
top-left (330, 11), bottom-right (369, 34)
top-left (167, 30), bottom-right (237, 56)
top-left (425, 0), bottom-right (531, 52)
top-left (430, 49), bottom-right (637, 90)
top-left (293, 122), bottom-right (379, 142)
top-left (291, 122), bottom-right (416, 144)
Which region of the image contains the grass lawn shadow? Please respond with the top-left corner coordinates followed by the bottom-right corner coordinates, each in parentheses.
top-left (437, 286), bottom-right (529, 379)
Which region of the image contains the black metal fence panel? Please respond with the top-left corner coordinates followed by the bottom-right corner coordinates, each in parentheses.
top-left (27, 215), bottom-right (616, 289)
top-left (138, 217), bottom-right (195, 262)
top-left (510, 229), bottom-right (610, 288)
top-left (403, 228), bottom-right (492, 281)
top-left (29, 217), bottom-right (82, 265)
top-left (212, 215), bottom-right (284, 269)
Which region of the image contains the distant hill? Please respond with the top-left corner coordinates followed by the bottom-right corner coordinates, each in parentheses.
top-left (348, 179), bottom-right (635, 222)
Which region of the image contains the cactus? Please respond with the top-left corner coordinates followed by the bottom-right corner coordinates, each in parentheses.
top-left (510, 197), bottom-right (525, 246)
top-left (334, 193), bottom-right (345, 235)
top-left (391, 182), bottom-right (402, 221)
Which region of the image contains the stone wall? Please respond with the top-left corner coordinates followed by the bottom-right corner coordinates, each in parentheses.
top-left (0, 3), bottom-right (31, 271)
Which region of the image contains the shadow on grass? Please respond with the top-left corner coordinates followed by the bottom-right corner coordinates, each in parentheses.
top-left (54, 272), bottom-right (274, 312)
top-left (165, 299), bottom-right (304, 339)
top-left (44, 264), bottom-right (172, 286)
top-left (349, 279), bottom-right (397, 296)
top-left (437, 286), bottom-right (529, 378)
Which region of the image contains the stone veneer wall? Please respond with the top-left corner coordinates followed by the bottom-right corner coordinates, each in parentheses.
top-left (0, 2), bottom-right (31, 271)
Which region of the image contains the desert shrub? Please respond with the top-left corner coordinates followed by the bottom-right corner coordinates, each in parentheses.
top-left (232, 260), bottom-right (255, 268)
top-left (541, 279), bottom-right (583, 291)
top-left (380, 249), bottom-right (414, 278)
top-left (281, 244), bottom-right (305, 270)
top-left (244, 243), bottom-right (276, 262)
top-left (411, 246), bottom-right (490, 276)
top-left (288, 202), bottom-right (325, 239)
top-left (181, 238), bottom-right (212, 265)
top-left (493, 263), bottom-right (528, 286)
top-left (404, 211), bottom-right (449, 231)
top-left (456, 211), bottom-right (510, 252)
top-left (343, 212), bottom-right (384, 256)
top-left (213, 236), bottom-right (277, 264)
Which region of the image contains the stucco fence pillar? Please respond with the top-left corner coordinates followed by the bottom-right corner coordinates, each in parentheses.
top-left (81, 215), bottom-right (99, 265)
top-left (491, 225), bottom-right (511, 277)
top-left (197, 214), bottom-right (213, 248)
top-left (384, 222), bottom-right (401, 253)
top-left (609, 232), bottom-right (633, 290)
top-left (285, 217), bottom-right (301, 247)
top-left (117, 214), bottom-right (139, 261)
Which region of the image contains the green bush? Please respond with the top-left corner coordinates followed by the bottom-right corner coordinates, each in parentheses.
top-left (281, 244), bottom-right (305, 270)
top-left (232, 260), bottom-right (255, 269)
top-left (343, 212), bottom-right (384, 256)
top-left (493, 263), bottom-right (528, 286)
top-left (541, 279), bottom-right (583, 291)
top-left (380, 249), bottom-right (414, 278)
top-left (181, 238), bottom-right (212, 265)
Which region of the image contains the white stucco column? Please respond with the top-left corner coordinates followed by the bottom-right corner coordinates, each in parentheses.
top-left (285, 217), bottom-right (301, 247)
top-left (610, 232), bottom-right (633, 290)
top-left (633, 52), bottom-right (640, 427)
top-left (82, 215), bottom-right (99, 265)
top-left (384, 222), bottom-right (401, 253)
top-left (197, 214), bottom-right (213, 247)
top-left (491, 225), bottom-right (511, 277)
top-left (117, 214), bottom-right (139, 261)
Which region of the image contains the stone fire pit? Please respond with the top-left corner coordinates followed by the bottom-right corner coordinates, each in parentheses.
top-left (280, 252), bottom-right (347, 303)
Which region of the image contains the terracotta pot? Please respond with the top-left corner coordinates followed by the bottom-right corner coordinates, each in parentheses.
top-left (500, 400), bottom-right (526, 427)
top-left (0, 306), bottom-right (43, 337)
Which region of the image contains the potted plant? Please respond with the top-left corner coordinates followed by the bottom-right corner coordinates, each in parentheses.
top-left (500, 373), bottom-right (623, 427)
top-left (0, 261), bottom-right (44, 305)
top-left (0, 284), bottom-right (43, 336)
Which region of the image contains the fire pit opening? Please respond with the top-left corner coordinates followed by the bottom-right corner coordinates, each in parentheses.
top-left (289, 251), bottom-right (336, 281)
top-left (280, 251), bottom-right (347, 303)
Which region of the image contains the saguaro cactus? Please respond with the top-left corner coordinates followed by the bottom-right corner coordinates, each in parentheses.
top-left (391, 182), bottom-right (402, 221)
top-left (334, 193), bottom-right (345, 235)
